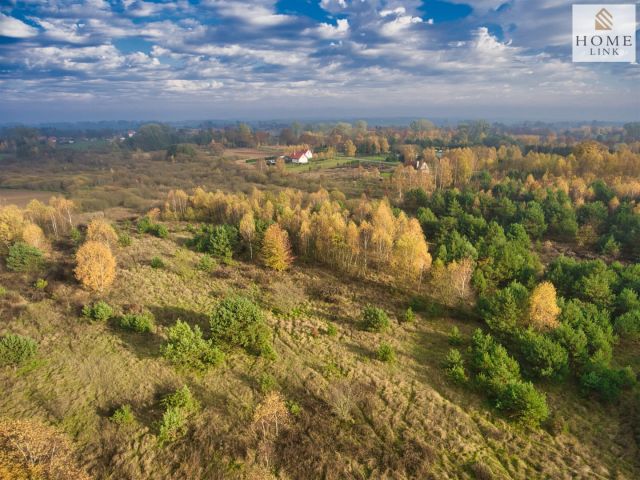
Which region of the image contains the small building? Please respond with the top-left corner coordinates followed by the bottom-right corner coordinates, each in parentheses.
top-left (287, 149), bottom-right (313, 164)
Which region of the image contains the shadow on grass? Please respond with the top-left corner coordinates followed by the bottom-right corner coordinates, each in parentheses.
top-left (344, 340), bottom-right (375, 360)
top-left (148, 305), bottom-right (210, 330)
top-left (108, 320), bottom-right (165, 360)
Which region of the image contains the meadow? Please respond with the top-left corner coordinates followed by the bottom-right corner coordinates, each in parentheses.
top-left (0, 124), bottom-right (639, 479)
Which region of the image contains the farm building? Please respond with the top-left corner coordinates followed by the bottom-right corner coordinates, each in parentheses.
top-left (287, 149), bottom-right (313, 164)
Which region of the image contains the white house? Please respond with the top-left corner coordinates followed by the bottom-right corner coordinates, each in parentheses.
top-left (288, 149), bottom-right (313, 164)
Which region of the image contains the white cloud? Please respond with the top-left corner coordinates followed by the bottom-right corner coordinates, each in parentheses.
top-left (1, 0), bottom-right (638, 121)
top-left (205, 0), bottom-right (292, 26)
top-left (166, 79), bottom-right (223, 91)
top-left (380, 7), bottom-right (406, 18)
top-left (380, 13), bottom-right (423, 38)
top-left (315, 19), bottom-right (350, 39)
top-left (0, 13), bottom-right (38, 38)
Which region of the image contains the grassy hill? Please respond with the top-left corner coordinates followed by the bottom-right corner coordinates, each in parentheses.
top-left (1, 220), bottom-right (638, 479)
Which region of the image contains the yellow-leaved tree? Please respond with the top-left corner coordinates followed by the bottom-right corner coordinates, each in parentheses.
top-left (75, 241), bottom-right (116, 293)
top-left (239, 211), bottom-right (256, 259)
top-left (391, 218), bottom-right (432, 286)
top-left (86, 218), bottom-right (118, 247)
top-left (0, 205), bottom-right (26, 250)
top-left (22, 223), bottom-right (48, 251)
top-left (528, 281), bottom-right (561, 330)
top-left (344, 139), bottom-right (356, 157)
top-left (261, 224), bottom-right (293, 271)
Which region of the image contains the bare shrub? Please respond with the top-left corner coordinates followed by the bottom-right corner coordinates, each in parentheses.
top-left (0, 418), bottom-right (89, 480)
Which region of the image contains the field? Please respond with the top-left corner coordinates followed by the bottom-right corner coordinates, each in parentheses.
top-left (1, 132), bottom-right (639, 480)
top-left (0, 188), bottom-right (55, 208)
top-left (0, 147), bottom-right (391, 212)
top-left (1, 221), bottom-right (638, 479)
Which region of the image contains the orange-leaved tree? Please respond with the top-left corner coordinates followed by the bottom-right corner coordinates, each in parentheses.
top-left (86, 217), bottom-right (118, 247)
top-left (75, 240), bottom-right (116, 293)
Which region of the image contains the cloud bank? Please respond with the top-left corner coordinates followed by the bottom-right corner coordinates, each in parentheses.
top-left (0, 0), bottom-right (638, 122)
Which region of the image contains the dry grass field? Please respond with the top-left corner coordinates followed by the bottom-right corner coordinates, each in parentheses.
top-left (1, 221), bottom-right (638, 479)
top-left (0, 189), bottom-right (53, 208)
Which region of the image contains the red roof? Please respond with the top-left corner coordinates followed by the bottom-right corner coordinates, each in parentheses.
top-left (289, 150), bottom-right (310, 159)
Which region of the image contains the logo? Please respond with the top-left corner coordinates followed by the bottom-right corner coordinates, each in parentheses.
top-left (595, 8), bottom-right (613, 30)
top-left (573, 4), bottom-right (636, 63)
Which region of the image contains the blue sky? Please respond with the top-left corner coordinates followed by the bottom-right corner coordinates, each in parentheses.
top-left (0, 0), bottom-right (638, 123)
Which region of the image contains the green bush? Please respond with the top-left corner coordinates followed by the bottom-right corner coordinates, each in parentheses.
top-left (70, 227), bottom-right (83, 244)
top-left (118, 231), bottom-right (132, 247)
top-left (600, 235), bottom-right (620, 257)
top-left (448, 326), bottom-right (463, 346)
top-left (157, 385), bottom-right (200, 445)
top-left (6, 242), bottom-right (44, 272)
top-left (556, 299), bottom-right (615, 366)
top-left (478, 282), bottom-right (528, 335)
top-left (150, 256), bottom-right (165, 269)
top-left (259, 372), bottom-right (278, 393)
top-left (326, 322), bottom-right (338, 337)
top-left (287, 401), bottom-right (302, 416)
top-left (614, 310), bottom-right (640, 340)
top-left (471, 329), bottom-right (520, 389)
top-left (471, 329), bottom-right (548, 426)
top-left (33, 278), bottom-right (48, 290)
top-left (82, 301), bottom-right (114, 322)
top-left (498, 380), bottom-right (549, 427)
top-left (0, 285), bottom-right (6, 296)
top-left (137, 216), bottom-right (153, 234)
top-left (580, 356), bottom-right (636, 401)
top-left (111, 404), bottom-right (135, 425)
top-left (445, 348), bottom-right (468, 383)
top-left (361, 305), bottom-right (391, 333)
top-left (210, 296), bottom-right (274, 358)
top-left (154, 224), bottom-right (169, 239)
top-left (404, 307), bottom-right (415, 323)
top-left (616, 288), bottom-right (640, 315)
top-left (119, 312), bottom-right (154, 333)
top-left (162, 320), bottom-right (224, 371)
top-left (137, 217), bottom-right (168, 238)
top-left (190, 224), bottom-right (238, 261)
top-left (376, 342), bottom-right (396, 363)
top-left (197, 254), bottom-right (216, 272)
top-left (517, 329), bottom-right (568, 379)
top-left (0, 334), bottom-right (38, 366)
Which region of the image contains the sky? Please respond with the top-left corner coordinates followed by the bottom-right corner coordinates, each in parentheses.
top-left (0, 0), bottom-right (638, 123)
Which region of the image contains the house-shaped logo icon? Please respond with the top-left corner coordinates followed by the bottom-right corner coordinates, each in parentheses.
top-left (595, 8), bottom-right (613, 30)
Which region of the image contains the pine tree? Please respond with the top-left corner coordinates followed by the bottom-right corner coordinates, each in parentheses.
top-left (261, 224), bottom-right (293, 271)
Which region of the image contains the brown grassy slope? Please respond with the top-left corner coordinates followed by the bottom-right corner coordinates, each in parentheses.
top-left (0, 227), bottom-right (638, 479)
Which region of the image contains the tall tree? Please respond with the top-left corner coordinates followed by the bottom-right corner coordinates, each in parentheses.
top-left (75, 241), bottom-right (116, 293)
top-left (344, 139), bottom-right (357, 157)
top-left (261, 224), bottom-right (293, 271)
top-left (239, 212), bottom-right (257, 260)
